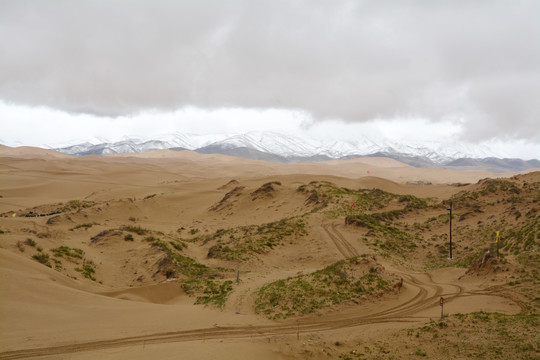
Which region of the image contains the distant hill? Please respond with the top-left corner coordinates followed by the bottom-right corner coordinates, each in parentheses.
top-left (445, 157), bottom-right (540, 172)
top-left (47, 132), bottom-right (540, 172)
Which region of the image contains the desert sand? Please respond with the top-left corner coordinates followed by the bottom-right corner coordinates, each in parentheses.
top-left (0, 146), bottom-right (538, 359)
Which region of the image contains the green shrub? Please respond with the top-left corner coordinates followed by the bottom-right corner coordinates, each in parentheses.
top-left (413, 349), bottom-right (427, 356)
top-left (32, 253), bottom-right (51, 267)
top-left (51, 246), bottom-right (84, 260)
top-left (169, 240), bottom-right (186, 251)
top-left (75, 260), bottom-right (96, 281)
top-left (70, 222), bottom-right (98, 231)
top-left (185, 280), bottom-right (234, 308)
top-left (62, 200), bottom-right (95, 211)
top-left (121, 225), bottom-right (150, 235)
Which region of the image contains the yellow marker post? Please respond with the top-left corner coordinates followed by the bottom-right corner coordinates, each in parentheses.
top-left (12, 213), bottom-right (16, 217)
top-left (496, 231), bottom-right (500, 258)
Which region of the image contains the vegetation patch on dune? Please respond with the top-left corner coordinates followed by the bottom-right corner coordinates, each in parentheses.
top-left (210, 186), bottom-right (245, 212)
top-left (250, 181), bottom-right (281, 200)
top-left (90, 229), bottom-right (123, 242)
top-left (298, 181), bottom-right (431, 218)
top-left (86, 225), bottom-right (232, 306)
top-left (182, 279), bottom-right (234, 308)
top-left (75, 260), bottom-right (97, 280)
top-left (61, 200), bottom-right (96, 211)
top-left (70, 222), bottom-right (99, 231)
top-left (479, 178), bottom-right (523, 196)
top-left (424, 177), bottom-right (540, 269)
top-left (335, 175), bottom-right (540, 275)
top-left (505, 215), bottom-right (539, 254)
top-left (51, 246), bottom-right (84, 261)
top-left (338, 312), bottom-right (539, 360)
top-left (201, 216), bottom-right (308, 261)
top-left (28, 244), bottom-right (100, 281)
top-left (210, 180), bottom-right (282, 211)
top-left (346, 214), bottom-right (418, 255)
top-left (32, 253), bottom-right (51, 267)
top-left (302, 182), bottom-right (396, 213)
top-left (405, 313), bottom-right (538, 360)
top-left (167, 251), bottom-right (216, 279)
top-left (120, 225), bottom-right (151, 235)
top-left (255, 256), bottom-right (398, 319)
top-left (15, 199), bottom-right (97, 218)
top-left (149, 236), bottom-right (233, 308)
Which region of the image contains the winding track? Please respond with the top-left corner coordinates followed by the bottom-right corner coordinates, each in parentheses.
top-left (0, 273), bottom-right (454, 360)
top-left (322, 223), bottom-right (359, 258)
top-left (0, 224), bottom-right (521, 359)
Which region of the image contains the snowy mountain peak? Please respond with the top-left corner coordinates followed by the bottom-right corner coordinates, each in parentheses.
top-left (50, 131), bottom-right (537, 171)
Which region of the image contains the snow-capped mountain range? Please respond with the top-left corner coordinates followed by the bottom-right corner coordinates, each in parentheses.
top-left (52, 132), bottom-right (540, 172)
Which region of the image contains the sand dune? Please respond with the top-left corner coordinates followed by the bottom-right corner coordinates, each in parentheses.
top-left (0, 146), bottom-right (537, 359)
top-left (0, 145), bottom-right (513, 212)
top-left (0, 248), bottom-right (263, 354)
top-left (101, 281), bottom-right (189, 304)
top-left (0, 145), bottom-right (72, 159)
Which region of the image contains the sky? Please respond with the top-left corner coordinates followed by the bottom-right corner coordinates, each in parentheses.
top-left (1, 0), bottom-right (539, 159)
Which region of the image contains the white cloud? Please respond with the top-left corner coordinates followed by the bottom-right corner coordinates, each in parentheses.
top-left (2, 102), bottom-right (538, 159)
top-left (1, 0), bottom-right (539, 144)
top-left (1, 102), bottom-right (308, 146)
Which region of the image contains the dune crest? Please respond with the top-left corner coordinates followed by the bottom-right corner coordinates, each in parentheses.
top-left (0, 147), bottom-right (538, 360)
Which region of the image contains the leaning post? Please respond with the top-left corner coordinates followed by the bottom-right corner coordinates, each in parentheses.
top-left (447, 202), bottom-right (453, 260)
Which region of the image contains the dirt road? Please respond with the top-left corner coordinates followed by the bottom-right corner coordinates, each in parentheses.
top-left (1, 224), bottom-right (523, 360)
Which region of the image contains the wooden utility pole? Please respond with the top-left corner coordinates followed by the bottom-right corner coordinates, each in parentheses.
top-left (440, 297), bottom-right (444, 319)
top-left (447, 202), bottom-right (453, 260)
top-left (496, 231), bottom-right (500, 258)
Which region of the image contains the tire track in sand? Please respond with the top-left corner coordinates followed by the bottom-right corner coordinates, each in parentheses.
top-left (0, 226), bottom-right (521, 359)
top-left (322, 223), bottom-right (359, 258)
top-left (0, 270), bottom-right (501, 360)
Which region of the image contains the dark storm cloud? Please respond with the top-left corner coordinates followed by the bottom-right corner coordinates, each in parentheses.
top-left (1, 0), bottom-right (539, 141)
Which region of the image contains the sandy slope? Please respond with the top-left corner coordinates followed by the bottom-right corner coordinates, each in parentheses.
top-left (0, 249), bottom-right (270, 350)
top-left (0, 146), bottom-right (510, 213)
top-left (0, 146), bottom-right (536, 359)
top-left (0, 230), bottom-right (521, 359)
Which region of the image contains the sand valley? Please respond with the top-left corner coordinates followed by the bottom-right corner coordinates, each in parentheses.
top-left (0, 146), bottom-right (538, 359)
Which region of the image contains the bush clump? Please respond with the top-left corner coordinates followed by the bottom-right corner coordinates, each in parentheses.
top-left (255, 257), bottom-right (397, 319)
top-left (32, 253), bottom-right (51, 267)
top-left (121, 226), bottom-right (150, 235)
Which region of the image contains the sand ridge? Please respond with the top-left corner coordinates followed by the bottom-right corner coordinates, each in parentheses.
top-left (0, 146), bottom-right (538, 359)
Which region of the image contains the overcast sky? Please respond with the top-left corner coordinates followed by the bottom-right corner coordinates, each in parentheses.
top-left (1, 0), bottom-right (539, 158)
